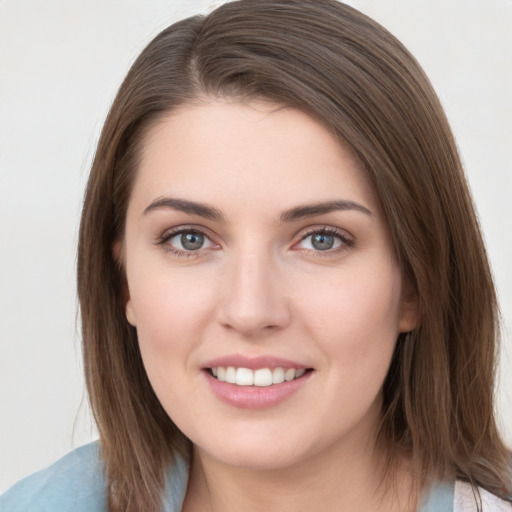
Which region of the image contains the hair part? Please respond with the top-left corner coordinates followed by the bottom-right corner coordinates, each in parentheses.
top-left (77, 1), bottom-right (511, 510)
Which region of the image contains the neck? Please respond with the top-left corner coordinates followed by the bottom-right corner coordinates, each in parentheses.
top-left (183, 428), bottom-right (417, 512)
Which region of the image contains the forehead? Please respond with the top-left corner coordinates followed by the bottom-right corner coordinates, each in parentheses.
top-left (131, 99), bottom-right (378, 216)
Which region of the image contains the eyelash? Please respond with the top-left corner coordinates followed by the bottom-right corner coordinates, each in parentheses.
top-left (157, 226), bottom-right (216, 258)
top-left (296, 227), bottom-right (354, 256)
top-left (156, 225), bottom-right (354, 258)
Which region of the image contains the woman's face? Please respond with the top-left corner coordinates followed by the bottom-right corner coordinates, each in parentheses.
top-left (123, 100), bottom-right (417, 470)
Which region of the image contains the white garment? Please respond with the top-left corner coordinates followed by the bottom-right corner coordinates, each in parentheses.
top-left (454, 481), bottom-right (512, 512)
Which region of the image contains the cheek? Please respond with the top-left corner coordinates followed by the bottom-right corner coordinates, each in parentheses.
top-left (130, 277), bottom-right (212, 346)
top-left (125, 261), bottom-right (221, 381)
top-left (127, 274), bottom-right (215, 414)
top-left (296, 262), bottom-right (403, 366)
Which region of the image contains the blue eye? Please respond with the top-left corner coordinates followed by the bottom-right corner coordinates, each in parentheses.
top-left (177, 232), bottom-right (205, 250)
top-left (163, 229), bottom-right (215, 253)
top-left (297, 229), bottom-right (350, 252)
top-left (310, 233), bottom-right (337, 250)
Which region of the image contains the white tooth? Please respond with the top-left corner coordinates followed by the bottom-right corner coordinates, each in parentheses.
top-left (217, 367), bottom-right (226, 382)
top-left (225, 366), bottom-right (236, 384)
top-left (235, 367), bottom-right (254, 386)
top-left (254, 368), bottom-right (273, 387)
top-left (272, 367), bottom-right (285, 384)
top-left (295, 368), bottom-right (305, 378)
top-left (211, 367), bottom-right (218, 377)
top-left (284, 368), bottom-right (296, 381)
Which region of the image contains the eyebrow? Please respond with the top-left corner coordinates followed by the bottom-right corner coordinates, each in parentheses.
top-left (279, 200), bottom-right (372, 222)
top-left (143, 197), bottom-right (225, 222)
top-left (142, 197), bottom-right (372, 223)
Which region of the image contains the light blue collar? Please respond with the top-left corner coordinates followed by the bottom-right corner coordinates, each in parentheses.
top-left (419, 481), bottom-right (454, 512)
top-left (163, 452), bottom-right (190, 512)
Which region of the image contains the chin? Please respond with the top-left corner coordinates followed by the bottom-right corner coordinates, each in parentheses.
top-left (203, 446), bottom-right (309, 472)
top-left (191, 426), bottom-right (328, 472)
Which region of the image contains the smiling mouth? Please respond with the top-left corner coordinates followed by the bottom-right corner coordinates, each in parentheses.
top-left (207, 367), bottom-right (312, 387)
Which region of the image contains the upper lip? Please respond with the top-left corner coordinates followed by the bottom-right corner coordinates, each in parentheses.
top-left (202, 354), bottom-right (309, 370)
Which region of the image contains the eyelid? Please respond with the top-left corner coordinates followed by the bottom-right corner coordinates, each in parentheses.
top-left (157, 224), bottom-right (220, 256)
top-left (293, 225), bottom-right (354, 252)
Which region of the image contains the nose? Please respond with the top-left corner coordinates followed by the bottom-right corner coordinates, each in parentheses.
top-left (216, 248), bottom-right (291, 338)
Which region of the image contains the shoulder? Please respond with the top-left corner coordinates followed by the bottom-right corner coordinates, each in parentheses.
top-left (454, 481), bottom-right (512, 512)
top-left (0, 441), bottom-right (107, 512)
top-left (420, 481), bottom-right (512, 512)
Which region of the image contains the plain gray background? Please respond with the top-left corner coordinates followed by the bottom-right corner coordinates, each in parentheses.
top-left (1, 0), bottom-right (511, 493)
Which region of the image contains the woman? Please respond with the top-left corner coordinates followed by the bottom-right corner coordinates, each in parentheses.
top-left (1, 1), bottom-right (510, 511)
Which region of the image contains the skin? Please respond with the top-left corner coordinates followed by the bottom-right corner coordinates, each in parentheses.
top-left (122, 99), bottom-right (418, 511)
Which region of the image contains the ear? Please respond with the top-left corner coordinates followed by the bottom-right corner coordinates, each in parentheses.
top-left (112, 241), bottom-right (137, 327)
top-left (398, 280), bottom-right (419, 333)
top-left (125, 297), bottom-right (137, 327)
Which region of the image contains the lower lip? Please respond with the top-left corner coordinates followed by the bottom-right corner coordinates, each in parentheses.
top-left (204, 371), bottom-right (312, 409)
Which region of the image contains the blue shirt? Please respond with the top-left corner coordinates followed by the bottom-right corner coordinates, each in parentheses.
top-left (0, 442), bottom-right (453, 511)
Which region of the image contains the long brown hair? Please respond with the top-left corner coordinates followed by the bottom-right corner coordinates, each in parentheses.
top-left (77, 1), bottom-right (511, 510)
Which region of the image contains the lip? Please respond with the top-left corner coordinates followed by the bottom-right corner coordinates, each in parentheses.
top-left (202, 354), bottom-right (308, 371)
top-left (202, 354), bottom-right (313, 409)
